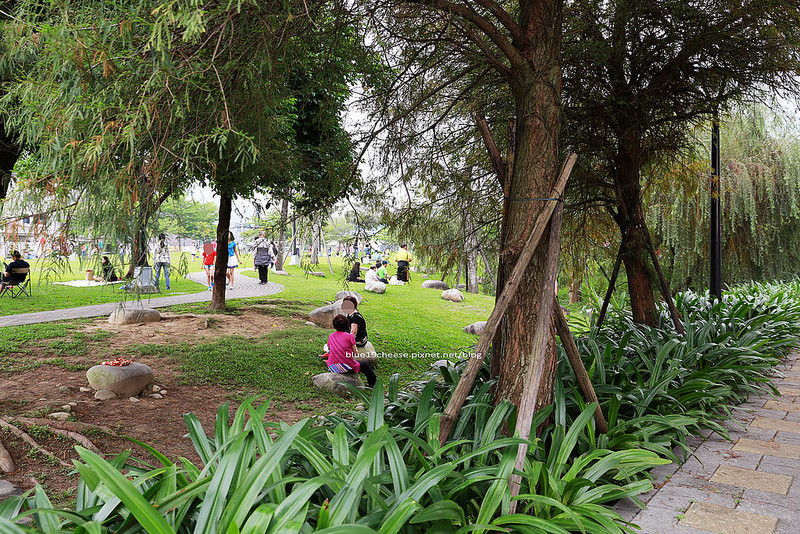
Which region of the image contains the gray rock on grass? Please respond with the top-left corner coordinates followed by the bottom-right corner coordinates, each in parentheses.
top-left (355, 341), bottom-right (379, 365)
top-left (309, 300), bottom-right (344, 327)
top-left (365, 281), bottom-right (386, 294)
top-left (87, 362), bottom-right (154, 397)
top-left (335, 290), bottom-right (363, 303)
top-left (272, 270), bottom-right (289, 276)
top-left (463, 321), bottom-right (487, 335)
top-left (441, 289), bottom-right (465, 302)
top-left (421, 280), bottom-right (450, 290)
top-left (108, 308), bottom-right (161, 325)
top-left (94, 390), bottom-right (117, 401)
top-left (312, 372), bottom-right (363, 397)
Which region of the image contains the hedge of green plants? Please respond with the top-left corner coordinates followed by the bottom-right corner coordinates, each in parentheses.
top-left (3, 280), bottom-right (798, 533)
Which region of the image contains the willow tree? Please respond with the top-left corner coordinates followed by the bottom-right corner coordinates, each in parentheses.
top-left (563, 0), bottom-right (800, 325)
top-left (0, 1), bottom-right (22, 201)
top-left (650, 105), bottom-right (800, 288)
top-left (3, 0), bottom-right (363, 308)
top-left (360, 0), bottom-right (563, 408)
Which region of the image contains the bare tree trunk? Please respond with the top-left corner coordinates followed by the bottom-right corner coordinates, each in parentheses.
top-left (568, 255), bottom-right (585, 303)
top-left (276, 198), bottom-right (288, 271)
top-left (465, 213), bottom-right (479, 293)
top-left (209, 193), bottom-right (232, 311)
top-left (310, 212), bottom-right (321, 265)
top-left (479, 243), bottom-right (497, 293)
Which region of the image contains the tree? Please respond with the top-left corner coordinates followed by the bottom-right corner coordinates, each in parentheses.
top-left (361, 0), bottom-right (564, 409)
top-left (157, 196), bottom-right (218, 243)
top-left (562, 0), bottom-right (800, 324)
top-left (650, 105), bottom-right (800, 288)
top-left (0, 0), bottom-right (22, 201)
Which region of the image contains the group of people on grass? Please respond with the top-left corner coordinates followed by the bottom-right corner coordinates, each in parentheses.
top-left (201, 231), bottom-right (277, 290)
top-left (346, 244), bottom-right (413, 284)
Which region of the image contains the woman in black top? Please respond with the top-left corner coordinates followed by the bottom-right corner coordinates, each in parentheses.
top-left (346, 262), bottom-right (365, 283)
top-left (341, 296), bottom-right (368, 347)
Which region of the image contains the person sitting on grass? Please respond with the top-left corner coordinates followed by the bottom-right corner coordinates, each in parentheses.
top-left (376, 260), bottom-right (389, 283)
top-left (365, 263), bottom-right (379, 284)
top-left (346, 261), bottom-right (365, 283)
top-left (93, 255), bottom-right (118, 282)
top-left (0, 250), bottom-right (29, 292)
top-left (324, 314), bottom-right (376, 387)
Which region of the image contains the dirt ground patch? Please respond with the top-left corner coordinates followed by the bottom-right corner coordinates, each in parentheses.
top-left (0, 309), bottom-right (324, 506)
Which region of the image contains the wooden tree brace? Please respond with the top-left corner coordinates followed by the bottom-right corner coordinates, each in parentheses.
top-left (438, 153), bottom-right (577, 446)
top-left (553, 303), bottom-right (608, 433)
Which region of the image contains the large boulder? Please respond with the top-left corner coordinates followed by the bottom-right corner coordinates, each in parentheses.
top-left (365, 281), bottom-right (386, 294)
top-left (421, 280), bottom-right (450, 290)
top-left (463, 321), bottom-right (487, 335)
top-left (86, 362), bottom-right (154, 397)
top-left (441, 289), bottom-right (465, 302)
top-left (456, 284), bottom-right (466, 290)
top-left (312, 372), bottom-right (363, 397)
top-left (309, 300), bottom-right (344, 327)
top-left (335, 290), bottom-right (363, 303)
top-left (355, 341), bottom-right (379, 365)
top-left (108, 308), bottom-right (161, 325)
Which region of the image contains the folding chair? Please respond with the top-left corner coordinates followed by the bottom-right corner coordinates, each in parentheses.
top-left (0, 267), bottom-right (31, 298)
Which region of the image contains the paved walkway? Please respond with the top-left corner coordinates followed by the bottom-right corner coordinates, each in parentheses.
top-left (0, 271), bottom-right (284, 327)
top-left (614, 352), bottom-right (800, 533)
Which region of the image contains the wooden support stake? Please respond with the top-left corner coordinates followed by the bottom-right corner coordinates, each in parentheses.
top-left (438, 153), bottom-right (577, 446)
top-left (596, 239), bottom-right (624, 330)
top-left (553, 303), bottom-right (608, 433)
top-left (509, 200), bottom-right (564, 504)
top-left (642, 220), bottom-right (684, 334)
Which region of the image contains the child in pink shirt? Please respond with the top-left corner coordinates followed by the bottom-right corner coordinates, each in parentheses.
top-left (326, 314), bottom-right (376, 387)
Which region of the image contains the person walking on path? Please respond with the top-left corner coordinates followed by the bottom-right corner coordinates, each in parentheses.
top-left (154, 233), bottom-right (171, 290)
top-left (202, 242), bottom-right (216, 290)
top-left (395, 243), bottom-right (412, 282)
top-left (250, 230), bottom-right (274, 285)
top-left (226, 231), bottom-right (243, 290)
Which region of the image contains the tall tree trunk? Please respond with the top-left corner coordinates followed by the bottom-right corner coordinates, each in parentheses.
top-left (615, 144), bottom-right (658, 325)
top-left (276, 198), bottom-right (288, 271)
top-left (465, 213), bottom-right (479, 293)
top-left (209, 193), bottom-right (232, 311)
top-left (310, 212), bottom-right (321, 265)
top-left (0, 124), bottom-right (20, 201)
top-left (568, 255), bottom-right (585, 303)
top-left (479, 243), bottom-right (497, 293)
top-left (492, 6), bottom-right (563, 410)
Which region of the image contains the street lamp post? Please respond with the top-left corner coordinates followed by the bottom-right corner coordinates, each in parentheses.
top-left (710, 113), bottom-right (722, 301)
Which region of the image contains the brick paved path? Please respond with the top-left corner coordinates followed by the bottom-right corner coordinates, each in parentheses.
top-left (614, 352), bottom-right (800, 533)
top-left (0, 271), bottom-right (284, 327)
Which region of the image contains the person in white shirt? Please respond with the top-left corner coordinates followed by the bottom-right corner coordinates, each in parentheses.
top-left (365, 264), bottom-right (379, 283)
top-left (154, 234), bottom-right (171, 290)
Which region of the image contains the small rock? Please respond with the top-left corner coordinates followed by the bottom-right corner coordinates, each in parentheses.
top-left (355, 403), bottom-right (365, 411)
top-left (86, 362), bottom-right (154, 397)
top-left (79, 387), bottom-right (92, 393)
top-left (272, 270), bottom-right (289, 276)
top-left (305, 271), bottom-right (326, 277)
top-left (305, 321), bottom-right (317, 327)
top-left (48, 412), bottom-right (71, 421)
top-left (422, 280), bottom-right (450, 290)
top-left (68, 401), bottom-right (77, 407)
top-left (432, 359), bottom-right (454, 369)
top-left (60, 404), bottom-right (72, 411)
top-left (365, 280), bottom-right (386, 294)
top-left (108, 307), bottom-right (161, 325)
top-left (159, 390), bottom-right (167, 396)
top-left (0, 480), bottom-right (22, 499)
top-left (456, 284), bottom-right (466, 290)
top-left (150, 394), bottom-right (163, 399)
top-left (335, 290), bottom-right (363, 303)
top-left (58, 385), bottom-right (72, 394)
top-left (441, 289), bottom-right (465, 302)
top-left (94, 390), bottom-right (117, 400)
top-left (129, 397), bottom-right (140, 403)
top-left (463, 321), bottom-right (487, 336)
top-left (152, 385), bottom-right (162, 393)
top-left (354, 341), bottom-right (379, 365)
top-left (312, 372), bottom-right (363, 397)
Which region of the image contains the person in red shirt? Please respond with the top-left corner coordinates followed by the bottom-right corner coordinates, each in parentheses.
top-left (202, 242), bottom-right (216, 290)
top-left (326, 314), bottom-right (376, 387)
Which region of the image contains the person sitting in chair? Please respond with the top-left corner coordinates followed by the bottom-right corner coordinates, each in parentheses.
top-left (93, 256), bottom-right (118, 282)
top-left (0, 250), bottom-right (30, 292)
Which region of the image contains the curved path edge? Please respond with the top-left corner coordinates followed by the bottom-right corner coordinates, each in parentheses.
top-left (0, 271), bottom-right (284, 327)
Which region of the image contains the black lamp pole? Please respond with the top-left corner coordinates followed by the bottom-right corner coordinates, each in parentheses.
top-left (710, 113), bottom-right (722, 301)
